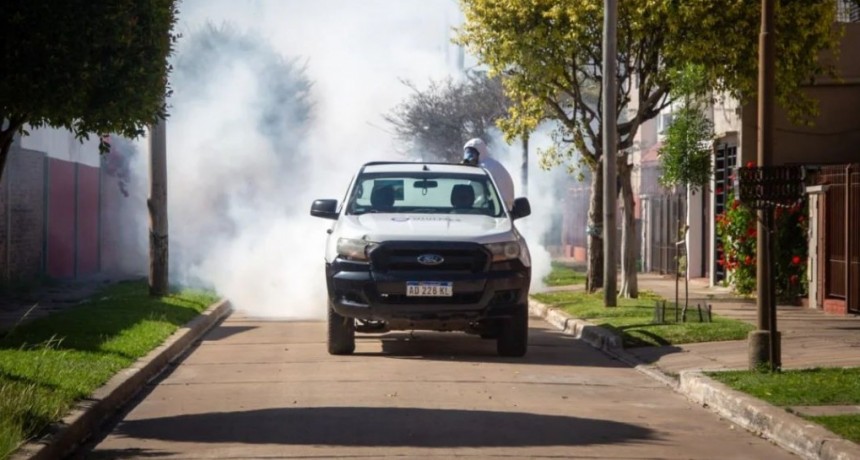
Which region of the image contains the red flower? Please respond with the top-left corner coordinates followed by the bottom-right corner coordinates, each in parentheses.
top-left (716, 186), bottom-right (724, 195)
top-left (744, 255), bottom-right (753, 266)
top-left (746, 227), bottom-right (756, 238)
top-left (791, 255), bottom-right (802, 265)
top-left (746, 161), bottom-right (755, 168)
top-left (790, 275), bottom-right (799, 285)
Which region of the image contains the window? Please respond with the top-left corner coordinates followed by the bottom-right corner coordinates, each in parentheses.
top-left (838, 0), bottom-right (860, 22)
top-left (347, 172), bottom-right (504, 217)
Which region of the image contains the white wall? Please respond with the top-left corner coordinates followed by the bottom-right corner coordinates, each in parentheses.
top-left (19, 126), bottom-right (102, 167)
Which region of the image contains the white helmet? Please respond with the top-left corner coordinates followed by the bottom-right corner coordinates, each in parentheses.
top-left (464, 138), bottom-right (490, 157)
top-left (463, 138), bottom-right (489, 165)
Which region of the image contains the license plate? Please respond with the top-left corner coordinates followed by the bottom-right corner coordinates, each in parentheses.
top-left (406, 281), bottom-right (453, 297)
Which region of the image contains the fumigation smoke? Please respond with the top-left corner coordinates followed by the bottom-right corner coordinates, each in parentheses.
top-left (112, 0), bottom-right (566, 318)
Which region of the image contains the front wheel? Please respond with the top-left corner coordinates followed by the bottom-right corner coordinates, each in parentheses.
top-left (327, 300), bottom-right (355, 355)
top-left (497, 304), bottom-right (528, 357)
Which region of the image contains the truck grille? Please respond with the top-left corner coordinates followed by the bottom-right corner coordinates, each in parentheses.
top-left (378, 292), bottom-right (483, 305)
top-left (369, 242), bottom-right (489, 274)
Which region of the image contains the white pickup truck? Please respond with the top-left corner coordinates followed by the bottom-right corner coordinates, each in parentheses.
top-left (310, 161), bottom-right (532, 356)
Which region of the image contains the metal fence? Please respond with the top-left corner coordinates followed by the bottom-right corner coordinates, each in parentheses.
top-left (816, 164), bottom-right (860, 313)
top-left (647, 191), bottom-right (686, 275)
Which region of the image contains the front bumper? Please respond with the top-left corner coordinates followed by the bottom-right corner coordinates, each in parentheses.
top-left (326, 242), bottom-right (530, 322)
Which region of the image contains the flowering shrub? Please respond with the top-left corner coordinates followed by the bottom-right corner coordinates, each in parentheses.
top-left (716, 193), bottom-right (757, 295)
top-left (774, 201), bottom-right (809, 301)
top-left (716, 192), bottom-right (808, 301)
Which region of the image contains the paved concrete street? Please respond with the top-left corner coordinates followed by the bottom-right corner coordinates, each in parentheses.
top-left (82, 314), bottom-right (794, 459)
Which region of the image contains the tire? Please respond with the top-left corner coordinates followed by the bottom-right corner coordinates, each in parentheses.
top-left (327, 300), bottom-right (355, 355)
top-left (497, 304), bottom-right (528, 357)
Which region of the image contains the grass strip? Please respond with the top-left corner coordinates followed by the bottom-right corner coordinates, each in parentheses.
top-left (709, 367), bottom-right (860, 445)
top-left (0, 281), bottom-right (217, 459)
top-left (805, 414), bottom-right (860, 444)
top-left (708, 367), bottom-right (860, 406)
top-left (543, 261), bottom-right (587, 287)
top-left (532, 290), bottom-right (754, 347)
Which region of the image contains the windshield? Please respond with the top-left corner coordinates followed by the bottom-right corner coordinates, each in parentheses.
top-left (346, 172), bottom-right (504, 217)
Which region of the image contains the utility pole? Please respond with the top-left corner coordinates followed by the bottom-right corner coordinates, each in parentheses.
top-left (750, 0), bottom-right (778, 370)
top-left (602, 0), bottom-right (618, 306)
top-left (148, 117), bottom-right (169, 296)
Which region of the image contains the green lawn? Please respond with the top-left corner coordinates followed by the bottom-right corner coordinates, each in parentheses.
top-left (709, 367), bottom-right (860, 444)
top-left (0, 281), bottom-right (218, 459)
top-left (532, 290), bottom-right (754, 348)
top-left (543, 261), bottom-right (587, 287)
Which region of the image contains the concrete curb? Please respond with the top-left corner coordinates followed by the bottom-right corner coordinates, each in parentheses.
top-left (528, 298), bottom-right (860, 460)
top-left (12, 299), bottom-right (233, 460)
top-left (528, 299), bottom-right (677, 389)
top-left (681, 371), bottom-right (860, 460)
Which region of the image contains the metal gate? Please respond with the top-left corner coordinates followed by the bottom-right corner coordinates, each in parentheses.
top-left (713, 143), bottom-right (738, 283)
top-left (819, 164), bottom-right (860, 314)
top-left (648, 191), bottom-right (686, 275)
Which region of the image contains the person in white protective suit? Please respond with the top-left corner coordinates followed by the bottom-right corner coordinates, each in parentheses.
top-left (462, 138), bottom-right (515, 211)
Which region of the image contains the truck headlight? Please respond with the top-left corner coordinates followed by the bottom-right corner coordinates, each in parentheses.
top-left (484, 241), bottom-right (521, 262)
top-left (337, 238), bottom-right (376, 261)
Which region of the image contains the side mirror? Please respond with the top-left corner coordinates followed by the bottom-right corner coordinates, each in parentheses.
top-left (510, 197), bottom-right (531, 220)
top-left (310, 199), bottom-right (338, 220)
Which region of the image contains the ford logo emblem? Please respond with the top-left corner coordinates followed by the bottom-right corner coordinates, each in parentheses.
top-left (417, 254), bottom-right (444, 266)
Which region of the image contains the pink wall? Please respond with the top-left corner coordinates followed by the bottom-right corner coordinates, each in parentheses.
top-left (76, 165), bottom-right (100, 276)
top-left (47, 159), bottom-right (75, 278)
top-left (46, 159), bottom-right (101, 279)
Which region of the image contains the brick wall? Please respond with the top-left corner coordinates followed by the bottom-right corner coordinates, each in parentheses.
top-left (0, 145), bottom-right (47, 281)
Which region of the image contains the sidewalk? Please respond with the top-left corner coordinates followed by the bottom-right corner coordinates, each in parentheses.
top-left (531, 271), bottom-right (860, 459)
top-left (627, 272), bottom-right (860, 373)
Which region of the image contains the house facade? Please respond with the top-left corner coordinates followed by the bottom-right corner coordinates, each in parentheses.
top-left (637, 7), bottom-right (860, 315)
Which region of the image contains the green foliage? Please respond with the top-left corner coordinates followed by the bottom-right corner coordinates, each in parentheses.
top-left (0, 281), bottom-right (216, 458)
top-left (457, 0), bottom-right (840, 164)
top-left (665, 0), bottom-right (841, 125)
top-left (716, 192), bottom-right (808, 301)
top-left (716, 193), bottom-right (758, 295)
top-left (658, 64), bottom-right (714, 192)
top-left (658, 107), bottom-right (714, 192)
top-left (0, 0), bottom-right (178, 175)
top-left (384, 72), bottom-right (510, 162)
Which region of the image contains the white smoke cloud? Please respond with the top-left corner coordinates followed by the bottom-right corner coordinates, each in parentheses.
top-left (114, 0), bottom-right (566, 318)
top-left (487, 131), bottom-right (567, 292)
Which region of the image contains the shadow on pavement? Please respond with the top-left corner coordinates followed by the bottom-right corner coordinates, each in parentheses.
top-left (105, 406), bottom-right (656, 448)
top-left (84, 447), bottom-right (171, 459)
top-left (361, 327), bottom-right (630, 368)
top-left (201, 325), bottom-right (258, 341)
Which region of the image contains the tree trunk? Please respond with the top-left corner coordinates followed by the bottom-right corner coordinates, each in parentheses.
top-left (586, 161), bottom-right (604, 293)
top-left (618, 161), bottom-right (639, 298)
top-left (148, 118), bottom-right (169, 296)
